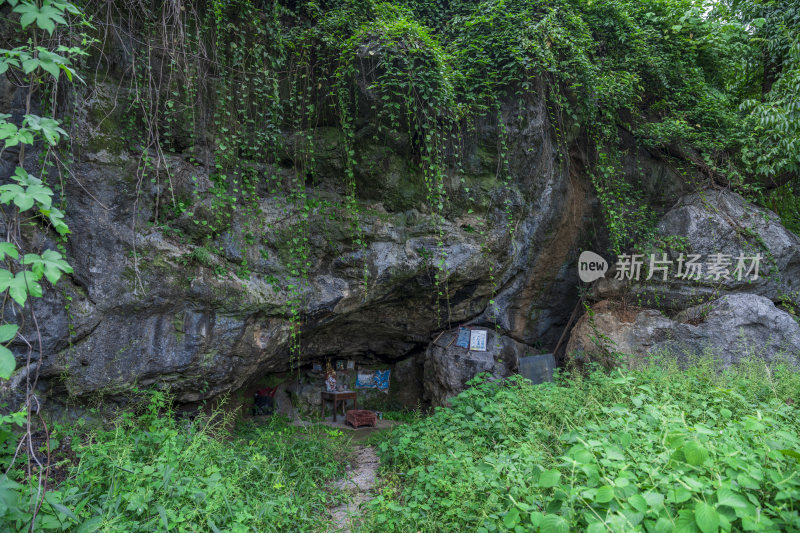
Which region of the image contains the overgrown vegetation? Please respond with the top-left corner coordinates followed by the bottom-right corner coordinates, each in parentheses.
top-left (364, 359), bottom-right (800, 532)
top-left (2, 392), bottom-right (348, 531)
top-left (2, 0), bottom-right (800, 529)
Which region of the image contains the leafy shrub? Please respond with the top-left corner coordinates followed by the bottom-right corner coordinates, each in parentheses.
top-left (364, 359), bottom-right (800, 532)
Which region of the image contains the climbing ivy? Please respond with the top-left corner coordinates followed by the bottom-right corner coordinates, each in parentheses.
top-left (0, 0), bottom-right (89, 526)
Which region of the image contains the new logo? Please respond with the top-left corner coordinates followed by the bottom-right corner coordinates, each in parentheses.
top-left (578, 251), bottom-right (608, 282)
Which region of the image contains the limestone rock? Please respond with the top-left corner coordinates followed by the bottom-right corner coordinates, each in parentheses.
top-left (423, 329), bottom-right (524, 406)
top-left (595, 189), bottom-right (800, 310)
top-left (567, 295), bottom-right (800, 366)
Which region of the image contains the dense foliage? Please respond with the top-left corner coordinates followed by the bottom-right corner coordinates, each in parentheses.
top-left (1, 393), bottom-right (348, 531)
top-left (365, 360), bottom-right (800, 532)
top-left (71, 0), bottom-right (800, 253)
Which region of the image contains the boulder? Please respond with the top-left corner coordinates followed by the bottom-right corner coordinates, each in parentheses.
top-left (567, 294), bottom-right (800, 366)
top-left (423, 329), bottom-right (524, 406)
top-left (595, 189), bottom-right (800, 310)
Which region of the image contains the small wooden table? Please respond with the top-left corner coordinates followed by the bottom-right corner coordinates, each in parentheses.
top-left (320, 391), bottom-right (357, 422)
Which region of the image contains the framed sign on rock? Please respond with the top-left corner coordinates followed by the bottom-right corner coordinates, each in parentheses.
top-left (469, 330), bottom-right (487, 351)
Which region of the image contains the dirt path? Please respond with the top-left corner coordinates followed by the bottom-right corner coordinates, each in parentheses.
top-left (328, 445), bottom-right (379, 532)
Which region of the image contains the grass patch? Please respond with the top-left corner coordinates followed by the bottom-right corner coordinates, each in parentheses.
top-left (362, 357), bottom-right (800, 532)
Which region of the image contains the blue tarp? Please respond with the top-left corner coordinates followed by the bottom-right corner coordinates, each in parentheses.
top-left (356, 369), bottom-right (390, 391)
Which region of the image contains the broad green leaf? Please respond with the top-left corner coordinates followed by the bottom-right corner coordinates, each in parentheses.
top-left (45, 491), bottom-right (77, 521)
top-left (779, 449), bottom-right (800, 461)
top-left (74, 516), bottom-right (103, 533)
top-left (629, 493), bottom-right (648, 512)
top-left (0, 269), bottom-right (43, 305)
top-left (13, 1), bottom-right (67, 34)
top-left (665, 431), bottom-right (685, 449)
top-left (503, 507), bottom-right (519, 528)
top-left (538, 469), bottom-right (561, 488)
top-left (0, 184), bottom-right (31, 211)
top-left (0, 324), bottom-right (18, 343)
top-left (22, 249), bottom-right (72, 285)
top-left (654, 516), bottom-right (673, 533)
top-left (25, 184), bottom-right (53, 209)
top-left (0, 242), bottom-right (18, 260)
top-left (595, 485), bottom-right (615, 503)
top-left (0, 345), bottom-right (14, 379)
top-left (684, 441), bottom-right (708, 466)
top-left (736, 473), bottom-right (759, 490)
top-left (24, 114), bottom-right (66, 145)
top-left (37, 55), bottom-right (60, 78)
top-left (644, 491), bottom-right (665, 508)
top-left (675, 509), bottom-right (699, 532)
top-left (670, 487), bottom-right (692, 504)
top-left (586, 521), bottom-right (606, 533)
top-left (694, 502), bottom-right (719, 533)
top-left (43, 206), bottom-right (70, 235)
top-left (12, 166), bottom-right (41, 186)
top-left (22, 57), bottom-right (40, 75)
top-left (716, 488), bottom-right (749, 509)
top-left (540, 515), bottom-right (568, 533)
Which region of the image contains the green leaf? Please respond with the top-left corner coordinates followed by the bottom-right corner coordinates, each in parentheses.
top-left (675, 509), bottom-right (699, 532)
top-left (12, 166), bottom-right (40, 186)
top-left (716, 488), bottom-right (749, 509)
top-left (25, 184), bottom-right (53, 209)
top-left (0, 184), bottom-right (33, 212)
top-left (694, 502), bottom-right (719, 533)
top-left (670, 487), bottom-right (692, 504)
top-left (37, 55), bottom-right (59, 78)
top-left (13, 1), bottom-right (67, 34)
top-left (157, 504), bottom-right (168, 530)
top-left (44, 206), bottom-right (70, 235)
top-left (22, 249), bottom-right (72, 285)
top-left (45, 491), bottom-right (77, 521)
top-left (0, 242), bottom-right (18, 261)
top-left (0, 269), bottom-right (42, 305)
top-left (586, 521), bottom-right (606, 533)
top-left (24, 114), bottom-right (66, 145)
top-left (540, 515), bottom-right (568, 533)
top-left (629, 493), bottom-right (648, 513)
top-left (0, 345), bottom-right (14, 379)
top-left (538, 469), bottom-right (561, 488)
top-left (665, 431), bottom-right (685, 449)
top-left (74, 516), bottom-right (103, 533)
top-left (503, 507), bottom-right (520, 528)
top-left (644, 491), bottom-right (665, 508)
top-left (654, 516), bottom-right (673, 533)
top-left (0, 324), bottom-right (18, 343)
top-left (779, 449), bottom-right (800, 461)
top-left (595, 485), bottom-right (615, 503)
top-left (684, 441), bottom-right (708, 466)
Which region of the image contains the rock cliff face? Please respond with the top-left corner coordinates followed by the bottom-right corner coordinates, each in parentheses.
top-left (2, 69), bottom-right (597, 404)
top-left (4, 37), bottom-right (797, 408)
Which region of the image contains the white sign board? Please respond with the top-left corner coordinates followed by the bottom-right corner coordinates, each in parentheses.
top-left (469, 329), bottom-right (487, 351)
